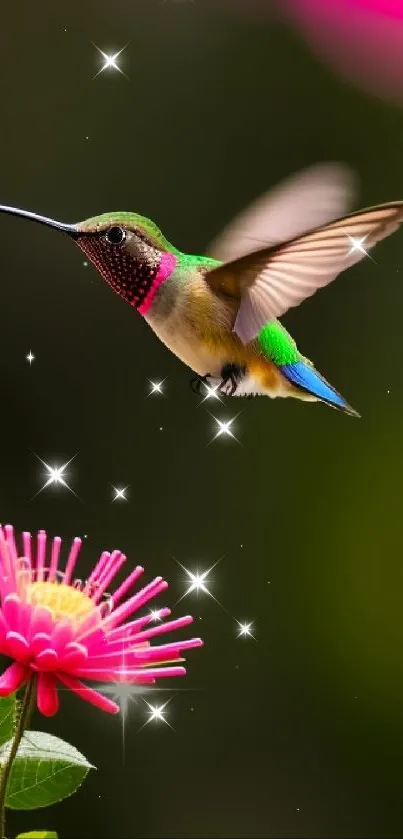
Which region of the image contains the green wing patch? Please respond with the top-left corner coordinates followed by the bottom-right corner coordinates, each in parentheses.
top-left (257, 320), bottom-right (300, 365)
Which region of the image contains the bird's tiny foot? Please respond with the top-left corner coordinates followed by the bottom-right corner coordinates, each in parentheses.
top-left (219, 363), bottom-right (246, 396)
top-left (189, 373), bottom-right (213, 395)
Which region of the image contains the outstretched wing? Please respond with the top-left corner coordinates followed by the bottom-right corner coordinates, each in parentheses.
top-left (206, 203), bottom-right (403, 345)
top-left (208, 163), bottom-right (357, 263)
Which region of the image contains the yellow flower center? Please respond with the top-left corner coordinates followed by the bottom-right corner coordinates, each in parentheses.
top-left (26, 581), bottom-right (95, 623)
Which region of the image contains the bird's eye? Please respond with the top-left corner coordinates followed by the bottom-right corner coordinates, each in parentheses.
top-left (105, 226), bottom-right (126, 245)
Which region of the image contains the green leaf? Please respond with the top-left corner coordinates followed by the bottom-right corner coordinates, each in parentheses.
top-left (0, 694), bottom-right (16, 747)
top-left (16, 832), bottom-right (58, 838)
top-left (0, 731), bottom-right (94, 810)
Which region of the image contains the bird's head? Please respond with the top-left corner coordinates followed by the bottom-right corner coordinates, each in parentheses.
top-left (0, 206), bottom-right (179, 314)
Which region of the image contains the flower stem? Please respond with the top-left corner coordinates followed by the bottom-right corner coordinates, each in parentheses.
top-left (0, 677), bottom-right (36, 839)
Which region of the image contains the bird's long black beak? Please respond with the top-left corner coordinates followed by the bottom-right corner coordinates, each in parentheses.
top-left (0, 205), bottom-right (79, 237)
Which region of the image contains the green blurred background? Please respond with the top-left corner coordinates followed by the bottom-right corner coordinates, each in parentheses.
top-left (1, 1), bottom-right (403, 836)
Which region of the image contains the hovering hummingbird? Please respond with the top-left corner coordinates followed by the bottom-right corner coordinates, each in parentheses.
top-left (1, 164), bottom-right (403, 417)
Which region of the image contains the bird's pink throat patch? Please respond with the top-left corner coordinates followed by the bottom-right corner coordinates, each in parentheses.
top-left (138, 252), bottom-right (178, 316)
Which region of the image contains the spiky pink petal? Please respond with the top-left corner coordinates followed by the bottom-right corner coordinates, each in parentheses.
top-left (51, 619), bottom-right (74, 652)
top-left (93, 552), bottom-right (126, 603)
top-left (129, 614), bottom-right (195, 643)
top-left (0, 662), bottom-right (28, 695)
top-left (60, 643), bottom-right (88, 670)
top-left (86, 648), bottom-right (179, 669)
top-left (30, 633), bottom-right (52, 657)
top-left (84, 637), bottom-right (146, 657)
top-left (111, 565), bottom-right (144, 606)
top-left (3, 594), bottom-right (22, 631)
top-left (75, 665), bottom-right (187, 682)
top-left (29, 606), bottom-right (53, 639)
top-left (75, 612), bottom-right (104, 644)
top-left (0, 532), bottom-right (15, 597)
top-left (36, 531), bottom-right (47, 582)
top-left (96, 550), bottom-right (122, 584)
top-left (19, 603), bottom-right (32, 638)
top-left (49, 535), bottom-right (61, 582)
top-left (6, 632), bottom-right (31, 662)
top-left (4, 526), bottom-right (18, 564)
top-left (57, 673), bottom-right (119, 714)
top-left (37, 673), bottom-right (59, 716)
top-left (22, 532), bottom-right (32, 566)
top-left (35, 649), bottom-right (59, 671)
top-left (86, 551), bottom-right (110, 586)
top-left (104, 577), bottom-right (168, 629)
top-left (105, 609), bottom-right (171, 643)
top-left (63, 538), bottom-right (82, 586)
top-left (87, 637), bottom-right (202, 669)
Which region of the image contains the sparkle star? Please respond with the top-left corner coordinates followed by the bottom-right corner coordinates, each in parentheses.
top-left (184, 569), bottom-right (210, 596)
top-left (199, 382), bottom-right (223, 405)
top-left (147, 378), bottom-right (166, 397)
top-left (174, 557), bottom-right (223, 607)
top-left (26, 350), bottom-right (35, 365)
top-left (93, 44), bottom-right (129, 79)
top-left (140, 699), bottom-right (173, 730)
top-left (347, 234), bottom-right (370, 257)
top-left (149, 608), bottom-right (163, 622)
top-left (112, 486), bottom-right (129, 503)
top-left (33, 453), bottom-right (78, 498)
top-left (236, 620), bottom-right (256, 640)
top-left (209, 414), bottom-right (240, 444)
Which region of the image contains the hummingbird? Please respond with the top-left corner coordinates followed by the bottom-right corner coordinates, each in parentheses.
top-left (1, 163), bottom-right (403, 417)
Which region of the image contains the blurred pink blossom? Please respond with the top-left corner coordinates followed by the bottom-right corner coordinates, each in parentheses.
top-left (280, 0), bottom-right (403, 103)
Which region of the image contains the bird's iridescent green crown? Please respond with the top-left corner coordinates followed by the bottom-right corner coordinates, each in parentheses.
top-left (76, 211), bottom-right (181, 254)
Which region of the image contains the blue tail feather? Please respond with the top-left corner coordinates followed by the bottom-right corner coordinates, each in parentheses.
top-left (280, 360), bottom-right (359, 417)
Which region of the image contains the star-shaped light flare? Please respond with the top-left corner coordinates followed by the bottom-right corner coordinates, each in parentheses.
top-left (236, 620), bottom-right (257, 640)
top-left (175, 557), bottom-right (252, 635)
top-left (174, 557), bottom-right (224, 608)
top-left (93, 43), bottom-right (129, 79)
top-left (198, 382), bottom-right (223, 405)
top-left (139, 699), bottom-right (173, 731)
top-left (146, 378), bottom-right (166, 398)
top-left (33, 453), bottom-right (79, 498)
top-left (26, 350), bottom-right (35, 365)
top-left (346, 234), bottom-right (373, 260)
top-left (112, 486), bottom-right (129, 503)
top-left (209, 414), bottom-right (241, 445)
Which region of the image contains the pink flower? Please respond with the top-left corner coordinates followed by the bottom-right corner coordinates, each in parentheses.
top-left (0, 525), bottom-right (203, 717)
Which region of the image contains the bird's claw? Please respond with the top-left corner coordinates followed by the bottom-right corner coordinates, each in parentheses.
top-left (219, 376), bottom-right (238, 396)
top-left (218, 363), bottom-right (245, 396)
top-left (190, 364), bottom-right (246, 397)
top-left (189, 374), bottom-right (213, 395)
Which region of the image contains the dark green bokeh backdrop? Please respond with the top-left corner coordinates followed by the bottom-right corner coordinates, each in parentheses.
top-left (1, 1), bottom-right (403, 837)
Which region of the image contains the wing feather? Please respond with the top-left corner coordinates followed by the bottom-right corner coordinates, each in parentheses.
top-left (206, 202), bottom-right (403, 345)
top-left (208, 163), bottom-right (357, 262)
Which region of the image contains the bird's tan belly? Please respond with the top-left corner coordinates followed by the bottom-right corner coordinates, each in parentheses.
top-left (144, 310), bottom-right (288, 397)
top-left (144, 314), bottom-right (225, 375)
